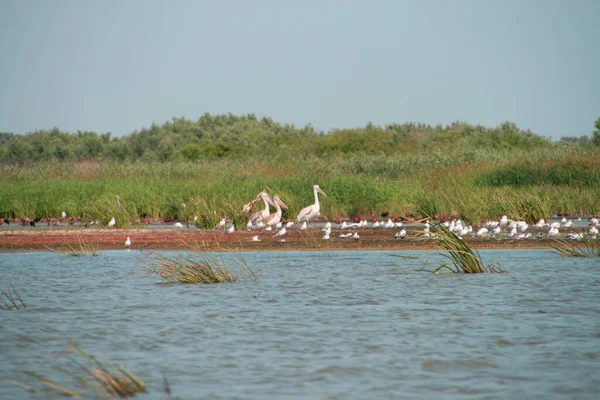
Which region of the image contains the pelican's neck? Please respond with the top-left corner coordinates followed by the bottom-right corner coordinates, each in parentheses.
top-left (275, 202), bottom-right (282, 217)
top-left (313, 188), bottom-right (320, 207)
top-left (263, 197), bottom-right (270, 213)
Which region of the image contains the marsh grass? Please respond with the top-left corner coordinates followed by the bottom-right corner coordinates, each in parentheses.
top-left (140, 243), bottom-right (257, 284)
top-left (50, 236), bottom-right (100, 257)
top-left (0, 284), bottom-right (26, 310)
top-left (429, 223), bottom-right (503, 273)
top-left (551, 237), bottom-right (600, 257)
top-left (297, 229), bottom-right (329, 249)
top-left (393, 223), bottom-right (503, 273)
top-left (5, 340), bottom-right (146, 398)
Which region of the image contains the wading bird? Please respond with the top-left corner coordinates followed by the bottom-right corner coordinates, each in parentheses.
top-left (297, 185), bottom-right (327, 225)
top-left (265, 196), bottom-right (288, 228)
top-left (249, 191), bottom-right (276, 225)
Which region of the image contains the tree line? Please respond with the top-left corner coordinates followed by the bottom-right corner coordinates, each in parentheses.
top-left (1, 113), bottom-right (598, 164)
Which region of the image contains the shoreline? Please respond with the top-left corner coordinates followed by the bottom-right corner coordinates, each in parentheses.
top-left (0, 227), bottom-right (563, 253)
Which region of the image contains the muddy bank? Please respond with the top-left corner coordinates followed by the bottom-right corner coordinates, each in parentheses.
top-left (0, 227), bottom-right (562, 252)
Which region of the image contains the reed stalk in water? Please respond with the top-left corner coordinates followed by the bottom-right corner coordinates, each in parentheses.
top-left (0, 284), bottom-right (26, 310)
top-left (140, 242), bottom-right (257, 284)
top-left (551, 237), bottom-right (600, 257)
top-left (5, 340), bottom-right (146, 398)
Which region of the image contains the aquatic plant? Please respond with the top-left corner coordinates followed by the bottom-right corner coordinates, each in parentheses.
top-left (0, 284), bottom-right (26, 310)
top-left (392, 223), bottom-right (504, 273)
top-left (428, 223), bottom-right (503, 273)
top-left (50, 236), bottom-right (100, 257)
top-left (551, 237), bottom-right (600, 257)
top-left (5, 340), bottom-right (146, 398)
top-left (140, 244), bottom-right (257, 284)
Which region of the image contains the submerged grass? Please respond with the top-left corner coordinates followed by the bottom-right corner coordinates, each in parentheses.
top-left (5, 340), bottom-right (146, 398)
top-left (0, 284), bottom-right (26, 310)
top-left (429, 223), bottom-right (504, 273)
top-left (393, 223), bottom-right (503, 274)
top-left (49, 236), bottom-right (100, 257)
top-left (551, 237), bottom-right (600, 257)
top-left (140, 243), bottom-right (257, 284)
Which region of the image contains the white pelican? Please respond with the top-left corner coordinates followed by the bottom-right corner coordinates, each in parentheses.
top-left (124, 237), bottom-right (131, 248)
top-left (107, 217), bottom-right (116, 228)
top-left (249, 191), bottom-right (275, 225)
top-left (297, 185), bottom-right (327, 224)
top-left (226, 224), bottom-right (235, 234)
top-left (265, 196), bottom-right (288, 228)
top-left (274, 227), bottom-right (287, 237)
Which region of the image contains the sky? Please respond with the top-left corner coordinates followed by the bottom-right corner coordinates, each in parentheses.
top-left (1, 0), bottom-right (599, 140)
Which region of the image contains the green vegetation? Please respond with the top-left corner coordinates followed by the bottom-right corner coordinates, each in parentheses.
top-left (49, 236), bottom-right (100, 257)
top-left (140, 246), bottom-right (257, 284)
top-left (551, 237), bottom-right (600, 257)
top-left (6, 341), bottom-right (146, 398)
top-left (428, 223), bottom-right (504, 273)
top-left (0, 284), bottom-right (26, 310)
top-left (1, 115), bottom-right (599, 223)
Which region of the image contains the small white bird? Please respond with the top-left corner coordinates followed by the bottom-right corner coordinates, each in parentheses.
top-left (214, 218), bottom-right (226, 230)
top-left (251, 235), bottom-right (261, 242)
top-left (339, 233), bottom-right (353, 238)
top-left (394, 230), bottom-right (406, 239)
top-left (226, 224), bottom-right (235, 234)
top-left (265, 226), bottom-right (272, 231)
top-left (274, 227), bottom-right (287, 237)
top-left (124, 237), bottom-right (131, 248)
top-left (256, 221), bottom-right (265, 229)
top-left (352, 232), bottom-right (360, 241)
top-left (322, 222), bottom-right (332, 231)
top-left (107, 217), bottom-right (116, 228)
top-left (589, 226), bottom-right (598, 237)
top-left (491, 226), bottom-right (501, 235)
top-left (246, 220), bottom-right (253, 230)
top-left (534, 219), bottom-right (546, 227)
top-left (547, 227), bottom-right (560, 237)
top-left (275, 222), bottom-right (282, 229)
top-left (173, 222), bottom-right (184, 228)
top-left (285, 221), bottom-right (294, 228)
top-left (61, 211), bottom-right (67, 219)
top-left (300, 221), bottom-right (308, 230)
top-left (476, 227), bottom-right (488, 237)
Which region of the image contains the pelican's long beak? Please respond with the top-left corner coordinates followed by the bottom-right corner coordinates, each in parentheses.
top-left (317, 188), bottom-right (327, 197)
top-left (277, 198), bottom-right (289, 209)
top-left (265, 194), bottom-right (276, 207)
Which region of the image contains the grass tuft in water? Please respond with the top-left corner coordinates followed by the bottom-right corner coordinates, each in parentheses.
top-left (49, 236), bottom-right (100, 257)
top-left (551, 237), bottom-right (600, 257)
top-left (5, 340), bottom-right (146, 398)
top-left (429, 223), bottom-right (504, 273)
top-left (140, 243), bottom-right (257, 284)
top-left (0, 284), bottom-right (26, 310)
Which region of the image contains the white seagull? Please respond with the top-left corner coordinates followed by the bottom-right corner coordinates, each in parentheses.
top-left (226, 224), bottom-right (235, 234)
top-left (274, 227), bottom-right (287, 237)
top-left (124, 237), bottom-right (131, 248)
top-left (107, 217), bottom-right (116, 228)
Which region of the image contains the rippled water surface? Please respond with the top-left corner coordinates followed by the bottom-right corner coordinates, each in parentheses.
top-left (1, 249), bottom-right (599, 399)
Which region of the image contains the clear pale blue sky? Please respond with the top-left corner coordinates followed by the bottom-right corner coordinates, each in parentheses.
top-left (1, 0), bottom-right (598, 140)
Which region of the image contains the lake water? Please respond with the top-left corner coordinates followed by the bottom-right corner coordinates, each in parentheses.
top-left (0, 249), bottom-right (599, 399)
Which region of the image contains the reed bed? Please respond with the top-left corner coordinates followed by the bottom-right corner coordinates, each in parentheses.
top-left (140, 245), bottom-right (257, 284)
top-left (0, 284), bottom-right (26, 310)
top-left (5, 340), bottom-right (146, 398)
top-left (551, 238), bottom-right (600, 257)
top-left (1, 148), bottom-right (599, 222)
